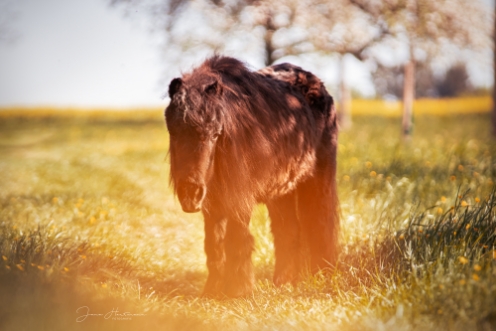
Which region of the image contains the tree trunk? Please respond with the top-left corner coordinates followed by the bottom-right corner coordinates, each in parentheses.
top-left (492, 4), bottom-right (496, 137)
top-left (338, 54), bottom-right (352, 130)
top-left (402, 45), bottom-right (415, 140)
top-left (264, 11), bottom-right (276, 66)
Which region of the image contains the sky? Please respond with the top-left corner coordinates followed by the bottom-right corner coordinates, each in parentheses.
top-left (0, 0), bottom-right (164, 108)
top-left (0, 0), bottom-right (493, 108)
top-left (0, 0), bottom-right (385, 108)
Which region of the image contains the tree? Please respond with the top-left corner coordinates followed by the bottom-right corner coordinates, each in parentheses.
top-left (350, 0), bottom-right (491, 139)
top-left (111, 0), bottom-right (388, 130)
top-left (436, 63), bottom-right (472, 98)
top-left (110, 0), bottom-right (313, 68)
top-left (304, 0), bottom-right (390, 129)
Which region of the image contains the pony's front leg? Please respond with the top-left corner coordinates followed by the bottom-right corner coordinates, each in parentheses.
top-left (223, 212), bottom-right (255, 297)
top-left (202, 207), bottom-right (227, 298)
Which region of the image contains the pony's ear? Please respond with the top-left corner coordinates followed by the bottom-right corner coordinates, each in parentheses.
top-left (204, 80), bottom-right (221, 96)
top-left (168, 78), bottom-right (183, 98)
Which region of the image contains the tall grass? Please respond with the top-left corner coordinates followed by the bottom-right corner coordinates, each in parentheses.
top-left (0, 110), bottom-right (495, 330)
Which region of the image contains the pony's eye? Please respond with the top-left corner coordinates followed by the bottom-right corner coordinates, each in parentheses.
top-left (212, 132), bottom-right (220, 141)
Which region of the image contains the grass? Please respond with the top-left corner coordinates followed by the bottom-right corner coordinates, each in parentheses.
top-left (0, 109), bottom-right (495, 331)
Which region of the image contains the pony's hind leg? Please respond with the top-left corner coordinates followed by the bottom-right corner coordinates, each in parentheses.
top-left (296, 126), bottom-right (340, 273)
top-left (297, 175), bottom-right (339, 273)
top-left (267, 191), bottom-right (302, 285)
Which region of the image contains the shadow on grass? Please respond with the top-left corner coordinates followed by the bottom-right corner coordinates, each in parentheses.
top-left (0, 271), bottom-right (212, 331)
top-left (0, 220), bottom-right (207, 292)
top-left (0, 223), bottom-right (214, 330)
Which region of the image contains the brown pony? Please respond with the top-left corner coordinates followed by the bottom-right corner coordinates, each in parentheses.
top-left (165, 56), bottom-right (339, 297)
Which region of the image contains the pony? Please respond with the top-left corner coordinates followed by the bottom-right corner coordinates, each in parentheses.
top-left (165, 55), bottom-right (339, 297)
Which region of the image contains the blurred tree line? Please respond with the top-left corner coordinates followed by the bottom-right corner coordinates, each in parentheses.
top-left (110, 0), bottom-right (492, 137)
top-left (373, 62), bottom-right (487, 99)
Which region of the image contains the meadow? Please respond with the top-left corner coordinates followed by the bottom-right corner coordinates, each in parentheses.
top-left (0, 105), bottom-right (495, 331)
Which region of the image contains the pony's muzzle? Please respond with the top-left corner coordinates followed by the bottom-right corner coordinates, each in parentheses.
top-left (177, 180), bottom-right (206, 213)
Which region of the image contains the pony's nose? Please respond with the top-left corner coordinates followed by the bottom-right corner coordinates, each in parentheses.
top-left (176, 180), bottom-right (206, 213)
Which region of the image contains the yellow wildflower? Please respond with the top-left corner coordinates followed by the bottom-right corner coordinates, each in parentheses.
top-left (458, 256), bottom-right (469, 264)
